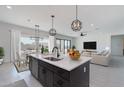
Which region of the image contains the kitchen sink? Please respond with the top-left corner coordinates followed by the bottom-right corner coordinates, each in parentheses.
top-left (44, 57), bottom-right (62, 61)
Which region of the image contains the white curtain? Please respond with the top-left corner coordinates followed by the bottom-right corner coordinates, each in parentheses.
top-left (10, 30), bottom-right (21, 62)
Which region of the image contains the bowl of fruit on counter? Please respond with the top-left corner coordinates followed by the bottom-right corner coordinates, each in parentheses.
top-left (68, 49), bottom-right (81, 60)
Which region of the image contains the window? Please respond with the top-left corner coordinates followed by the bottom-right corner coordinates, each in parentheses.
top-left (21, 37), bottom-right (35, 50)
top-left (39, 38), bottom-right (49, 49)
top-left (21, 37), bottom-right (48, 52)
top-left (64, 40), bottom-right (68, 53)
top-left (61, 40), bottom-right (64, 53)
top-left (56, 38), bottom-right (71, 54)
top-left (67, 40), bottom-right (71, 49)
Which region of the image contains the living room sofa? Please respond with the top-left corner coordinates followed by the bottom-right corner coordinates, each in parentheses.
top-left (82, 50), bottom-right (111, 66)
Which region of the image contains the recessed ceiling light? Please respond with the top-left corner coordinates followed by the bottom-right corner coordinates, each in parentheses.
top-left (95, 27), bottom-right (99, 30)
top-left (27, 19), bottom-right (31, 22)
top-left (6, 5), bottom-right (12, 9)
top-left (91, 24), bottom-right (94, 27)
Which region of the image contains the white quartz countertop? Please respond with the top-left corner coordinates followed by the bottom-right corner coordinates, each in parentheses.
top-left (29, 53), bottom-right (92, 71)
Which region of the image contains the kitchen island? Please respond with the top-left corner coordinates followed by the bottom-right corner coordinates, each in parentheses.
top-left (29, 54), bottom-right (92, 87)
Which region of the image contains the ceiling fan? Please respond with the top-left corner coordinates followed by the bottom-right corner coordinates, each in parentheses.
top-left (80, 32), bottom-right (87, 36)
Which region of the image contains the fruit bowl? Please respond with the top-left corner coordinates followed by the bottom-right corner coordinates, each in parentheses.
top-left (69, 55), bottom-right (80, 60)
top-left (68, 50), bottom-right (81, 60)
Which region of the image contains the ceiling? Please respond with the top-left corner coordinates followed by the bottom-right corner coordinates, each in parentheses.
top-left (0, 5), bottom-right (124, 37)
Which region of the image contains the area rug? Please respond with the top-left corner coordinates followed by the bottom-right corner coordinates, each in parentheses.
top-left (14, 62), bottom-right (29, 73)
top-left (4, 79), bottom-right (28, 87)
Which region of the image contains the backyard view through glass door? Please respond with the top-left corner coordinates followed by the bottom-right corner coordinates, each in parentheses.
top-left (56, 38), bottom-right (71, 54)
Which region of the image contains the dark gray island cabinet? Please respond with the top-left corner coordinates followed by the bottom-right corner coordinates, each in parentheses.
top-left (29, 55), bottom-right (90, 87)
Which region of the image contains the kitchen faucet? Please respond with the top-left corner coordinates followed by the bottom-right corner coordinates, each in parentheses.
top-left (52, 46), bottom-right (60, 58)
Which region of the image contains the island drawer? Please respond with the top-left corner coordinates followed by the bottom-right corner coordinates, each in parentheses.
top-left (53, 73), bottom-right (69, 87)
top-left (38, 60), bottom-right (70, 80)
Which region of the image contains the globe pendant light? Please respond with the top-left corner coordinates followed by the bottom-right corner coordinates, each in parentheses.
top-left (49, 15), bottom-right (56, 36)
top-left (71, 5), bottom-right (82, 31)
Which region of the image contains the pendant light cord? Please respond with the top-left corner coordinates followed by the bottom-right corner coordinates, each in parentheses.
top-left (76, 5), bottom-right (78, 19)
top-left (52, 17), bottom-right (53, 28)
top-left (51, 15), bottom-right (54, 28)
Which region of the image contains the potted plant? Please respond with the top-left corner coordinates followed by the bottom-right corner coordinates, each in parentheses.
top-left (72, 45), bottom-right (76, 50)
top-left (44, 48), bottom-right (49, 53)
top-left (41, 45), bottom-right (44, 54)
top-left (0, 47), bottom-right (4, 65)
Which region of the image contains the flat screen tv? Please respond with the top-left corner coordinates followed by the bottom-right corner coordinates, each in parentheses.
top-left (83, 42), bottom-right (97, 50)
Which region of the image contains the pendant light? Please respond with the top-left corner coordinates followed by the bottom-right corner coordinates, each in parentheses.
top-left (71, 5), bottom-right (82, 31)
top-left (49, 15), bottom-right (56, 36)
top-left (30, 24), bottom-right (40, 39)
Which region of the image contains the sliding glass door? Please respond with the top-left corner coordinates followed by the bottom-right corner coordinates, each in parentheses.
top-left (56, 38), bottom-right (71, 54)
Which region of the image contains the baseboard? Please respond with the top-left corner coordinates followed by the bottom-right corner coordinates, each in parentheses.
top-left (90, 62), bottom-right (109, 67)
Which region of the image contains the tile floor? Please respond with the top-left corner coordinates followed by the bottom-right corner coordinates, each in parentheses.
top-left (0, 63), bottom-right (42, 87)
top-left (90, 56), bottom-right (124, 87)
top-left (0, 56), bottom-right (124, 87)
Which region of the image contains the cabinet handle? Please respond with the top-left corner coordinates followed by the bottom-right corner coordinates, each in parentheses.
top-left (84, 67), bottom-right (86, 72)
top-left (57, 80), bottom-right (63, 86)
top-left (42, 69), bottom-right (46, 74)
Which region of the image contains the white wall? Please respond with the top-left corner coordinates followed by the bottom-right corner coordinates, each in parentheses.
top-left (111, 35), bottom-right (124, 56)
top-left (0, 21), bottom-right (75, 62)
top-left (75, 31), bottom-right (111, 52)
top-left (74, 28), bottom-right (124, 55)
top-left (123, 38), bottom-right (124, 49)
top-left (0, 23), bottom-right (11, 62)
